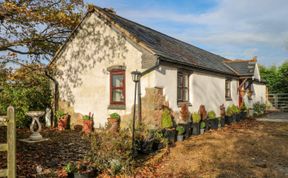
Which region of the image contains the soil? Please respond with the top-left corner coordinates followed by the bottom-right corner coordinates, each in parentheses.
top-left (144, 119), bottom-right (288, 178)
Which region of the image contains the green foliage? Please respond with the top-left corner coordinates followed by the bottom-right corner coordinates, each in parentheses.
top-left (226, 106), bottom-right (234, 117)
top-left (110, 113), bottom-right (121, 121)
top-left (208, 111), bottom-right (216, 119)
top-left (55, 110), bottom-right (65, 120)
top-left (231, 104), bottom-right (240, 114)
top-left (259, 61), bottom-right (288, 94)
top-left (64, 162), bottom-right (77, 174)
top-left (192, 112), bottom-right (201, 123)
top-left (176, 126), bottom-right (185, 135)
top-left (0, 65), bottom-right (51, 128)
top-left (200, 121), bottom-right (206, 129)
top-left (253, 102), bottom-right (266, 116)
top-left (86, 130), bottom-right (135, 176)
top-left (240, 103), bottom-right (247, 112)
top-left (161, 108), bottom-right (173, 129)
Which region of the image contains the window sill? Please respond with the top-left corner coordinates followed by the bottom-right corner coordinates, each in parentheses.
top-left (225, 98), bottom-right (232, 101)
top-left (177, 102), bottom-right (192, 107)
top-left (108, 105), bottom-right (126, 110)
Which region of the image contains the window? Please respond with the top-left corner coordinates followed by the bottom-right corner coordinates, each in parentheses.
top-left (177, 72), bottom-right (189, 102)
top-left (225, 80), bottom-right (231, 99)
top-left (110, 70), bottom-right (125, 105)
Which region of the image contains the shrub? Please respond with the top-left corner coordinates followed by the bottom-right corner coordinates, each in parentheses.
top-left (192, 112), bottom-right (201, 123)
top-left (161, 108), bottom-right (173, 129)
top-left (83, 112), bottom-right (93, 120)
top-left (231, 104), bottom-right (240, 114)
top-left (253, 102), bottom-right (266, 116)
top-left (240, 103), bottom-right (247, 112)
top-left (86, 130), bottom-right (135, 176)
top-left (64, 162), bottom-right (77, 174)
top-left (55, 110), bottom-right (65, 120)
top-left (110, 113), bottom-right (121, 121)
top-left (226, 106), bottom-right (233, 117)
top-left (208, 111), bottom-right (216, 119)
top-left (200, 121), bottom-right (206, 129)
top-left (176, 126), bottom-right (185, 135)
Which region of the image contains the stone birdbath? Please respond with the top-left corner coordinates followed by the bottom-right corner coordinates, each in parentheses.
top-left (25, 111), bottom-right (46, 142)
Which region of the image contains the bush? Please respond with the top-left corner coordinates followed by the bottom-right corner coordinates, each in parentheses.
top-left (226, 106), bottom-right (233, 117)
top-left (231, 104), bottom-right (240, 114)
top-left (208, 111), bottom-right (216, 119)
top-left (176, 126), bottom-right (185, 135)
top-left (192, 112), bottom-right (200, 123)
top-left (110, 113), bottom-right (121, 120)
top-left (240, 103), bottom-right (247, 112)
top-left (161, 108), bottom-right (173, 129)
top-left (253, 102), bottom-right (266, 116)
top-left (55, 110), bottom-right (65, 120)
top-left (86, 130), bottom-right (135, 176)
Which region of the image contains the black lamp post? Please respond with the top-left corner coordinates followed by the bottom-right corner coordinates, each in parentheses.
top-left (131, 70), bottom-right (141, 157)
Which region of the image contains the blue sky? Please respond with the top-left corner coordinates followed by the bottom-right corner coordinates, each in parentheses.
top-left (86, 0), bottom-right (288, 66)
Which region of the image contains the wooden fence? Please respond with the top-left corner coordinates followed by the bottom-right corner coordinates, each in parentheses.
top-left (268, 93), bottom-right (288, 112)
top-left (0, 106), bottom-right (16, 178)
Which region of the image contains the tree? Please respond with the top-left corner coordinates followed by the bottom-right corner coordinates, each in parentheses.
top-left (0, 0), bottom-right (85, 65)
top-left (259, 60), bottom-right (288, 94)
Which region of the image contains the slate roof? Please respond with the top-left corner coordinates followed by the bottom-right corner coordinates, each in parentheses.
top-left (225, 61), bottom-right (256, 76)
top-left (96, 7), bottom-right (238, 76)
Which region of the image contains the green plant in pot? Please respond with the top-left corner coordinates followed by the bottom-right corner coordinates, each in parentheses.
top-left (64, 162), bottom-right (77, 178)
top-left (231, 105), bottom-right (240, 122)
top-left (225, 105), bottom-right (234, 125)
top-left (179, 103), bottom-right (191, 138)
top-left (161, 107), bottom-right (175, 143)
top-left (240, 103), bottom-right (247, 119)
top-left (191, 112), bottom-right (201, 135)
top-left (82, 113), bottom-right (93, 134)
top-left (108, 113), bottom-right (121, 133)
top-left (56, 110), bottom-right (68, 131)
top-left (208, 111), bottom-right (218, 130)
top-left (200, 121), bottom-right (205, 134)
top-left (176, 125), bottom-right (185, 142)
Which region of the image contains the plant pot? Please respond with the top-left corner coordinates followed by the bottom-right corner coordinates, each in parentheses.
top-left (220, 117), bottom-right (225, 127)
top-left (232, 115), bottom-right (237, 122)
top-left (235, 113), bottom-right (241, 122)
top-left (225, 116), bottom-right (233, 125)
top-left (82, 120), bottom-right (93, 134)
top-left (108, 118), bottom-right (120, 133)
top-left (177, 135), bottom-right (184, 142)
top-left (200, 128), bottom-right (205, 134)
top-left (210, 119), bottom-right (219, 129)
top-left (67, 173), bottom-right (74, 178)
top-left (178, 123), bottom-right (190, 139)
top-left (163, 128), bottom-right (176, 144)
top-left (240, 111), bottom-right (247, 120)
top-left (191, 123), bottom-right (200, 135)
top-left (204, 120), bottom-right (210, 131)
top-left (58, 116), bottom-right (68, 131)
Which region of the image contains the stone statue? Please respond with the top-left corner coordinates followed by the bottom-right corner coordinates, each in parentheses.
top-left (45, 108), bottom-right (51, 128)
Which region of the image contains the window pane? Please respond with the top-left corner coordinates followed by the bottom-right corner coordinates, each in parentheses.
top-left (112, 89), bottom-right (124, 102)
top-left (184, 75), bottom-right (189, 87)
top-left (177, 88), bottom-right (183, 100)
top-left (112, 75), bottom-right (124, 87)
top-left (177, 75), bottom-right (183, 86)
top-left (184, 88), bottom-right (189, 101)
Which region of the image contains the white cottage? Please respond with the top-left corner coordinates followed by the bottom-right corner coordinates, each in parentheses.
top-left (49, 6), bottom-right (267, 128)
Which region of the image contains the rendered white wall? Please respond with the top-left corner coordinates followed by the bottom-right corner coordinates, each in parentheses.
top-left (55, 12), bottom-right (154, 127)
top-left (252, 83), bottom-right (267, 104)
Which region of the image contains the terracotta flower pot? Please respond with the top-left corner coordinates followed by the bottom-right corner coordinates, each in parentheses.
top-left (58, 116), bottom-right (68, 131)
top-left (108, 118), bottom-right (120, 133)
top-left (83, 120), bottom-right (93, 134)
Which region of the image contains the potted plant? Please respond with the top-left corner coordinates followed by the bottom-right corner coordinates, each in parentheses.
top-left (208, 111), bottom-right (218, 130)
top-left (179, 104), bottom-right (191, 138)
top-left (225, 105), bottom-right (234, 125)
top-left (161, 107), bottom-right (175, 143)
top-left (56, 110), bottom-right (68, 131)
top-left (108, 113), bottom-right (121, 133)
top-left (176, 125), bottom-right (185, 142)
top-left (231, 105), bottom-right (240, 122)
top-left (82, 113), bottom-right (93, 134)
top-left (219, 104), bottom-right (226, 127)
top-left (240, 103), bottom-right (247, 120)
top-left (200, 121), bottom-right (205, 134)
top-left (191, 112), bottom-right (201, 135)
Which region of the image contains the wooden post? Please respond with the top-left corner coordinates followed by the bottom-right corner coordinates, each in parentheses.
top-left (7, 106), bottom-right (16, 178)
